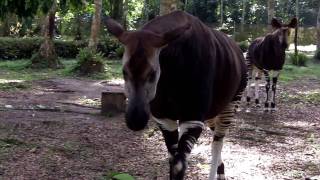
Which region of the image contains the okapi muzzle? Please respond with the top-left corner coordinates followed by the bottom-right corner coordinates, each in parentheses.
top-left (125, 93), bottom-right (150, 131)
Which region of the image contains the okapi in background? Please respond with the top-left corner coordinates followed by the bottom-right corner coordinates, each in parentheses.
top-left (105, 11), bottom-right (247, 180)
top-left (246, 17), bottom-right (297, 111)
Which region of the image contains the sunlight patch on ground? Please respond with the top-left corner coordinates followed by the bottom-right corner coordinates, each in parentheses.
top-left (0, 79), bottom-right (25, 84)
top-left (75, 96), bottom-right (101, 107)
top-left (288, 44), bottom-right (316, 52)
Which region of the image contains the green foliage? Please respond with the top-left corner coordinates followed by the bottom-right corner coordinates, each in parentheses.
top-left (104, 172), bottom-right (135, 180)
top-left (314, 49), bottom-right (320, 61)
top-left (288, 53), bottom-right (310, 66)
top-left (0, 59), bottom-right (76, 81)
top-left (0, 37), bottom-right (122, 60)
top-left (237, 41), bottom-right (249, 52)
top-left (73, 48), bottom-right (105, 75)
top-left (280, 63), bottom-right (320, 83)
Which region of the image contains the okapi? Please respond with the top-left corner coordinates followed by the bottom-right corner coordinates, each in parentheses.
top-left (246, 17), bottom-right (297, 111)
top-left (105, 11), bottom-right (247, 180)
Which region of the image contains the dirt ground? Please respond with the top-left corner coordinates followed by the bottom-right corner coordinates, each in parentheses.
top-left (0, 78), bottom-right (319, 180)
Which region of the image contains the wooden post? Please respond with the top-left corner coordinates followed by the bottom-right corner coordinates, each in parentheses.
top-left (101, 91), bottom-right (126, 115)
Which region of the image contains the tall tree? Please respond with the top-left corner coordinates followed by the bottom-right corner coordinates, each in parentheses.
top-left (160, 0), bottom-right (177, 15)
top-left (31, 0), bottom-right (62, 68)
top-left (317, 5), bottom-right (320, 50)
top-left (220, 0), bottom-right (224, 25)
top-left (240, 0), bottom-right (246, 32)
top-left (294, 0), bottom-right (298, 56)
top-left (88, 0), bottom-right (102, 51)
top-left (267, 0), bottom-right (275, 31)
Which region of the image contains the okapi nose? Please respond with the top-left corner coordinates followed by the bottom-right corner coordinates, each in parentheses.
top-left (125, 104), bottom-right (149, 131)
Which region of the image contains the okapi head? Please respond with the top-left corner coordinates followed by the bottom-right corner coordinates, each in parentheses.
top-left (105, 17), bottom-right (190, 131)
top-left (270, 17), bottom-right (297, 49)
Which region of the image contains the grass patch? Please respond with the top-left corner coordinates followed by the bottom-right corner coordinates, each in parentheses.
top-left (280, 63), bottom-right (320, 83)
top-left (280, 89), bottom-right (320, 104)
top-left (0, 59), bottom-right (76, 81)
top-left (0, 59), bottom-right (123, 82)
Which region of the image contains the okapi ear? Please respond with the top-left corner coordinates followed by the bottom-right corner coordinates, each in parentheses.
top-left (105, 17), bottom-right (127, 44)
top-left (271, 18), bottom-right (282, 29)
top-left (287, 17), bottom-right (298, 28)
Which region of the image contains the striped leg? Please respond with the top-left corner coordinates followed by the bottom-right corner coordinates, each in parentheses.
top-left (170, 121), bottom-right (204, 180)
top-left (245, 61), bottom-right (253, 111)
top-left (263, 70), bottom-right (271, 111)
top-left (208, 103), bottom-right (234, 180)
top-left (154, 118), bottom-right (179, 174)
top-left (271, 71), bottom-right (280, 111)
top-left (254, 70), bottom-right (262, 107)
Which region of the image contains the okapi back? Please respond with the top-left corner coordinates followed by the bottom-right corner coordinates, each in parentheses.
top-left (248, 34), bottom-right (287, 71)
top-left (145, 11), bottom-right (247, 120)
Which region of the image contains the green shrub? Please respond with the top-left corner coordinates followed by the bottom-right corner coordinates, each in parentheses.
top-left (288, 52), bottom-right (309, 66)
top-left (0, 37), bottom-right (122, 60)
top-left (237, 41), bottom-right (249, 52)
top-left (73, 48), bottom-right (105, 75)
top-left (314, 49), bottom-right (320, 61)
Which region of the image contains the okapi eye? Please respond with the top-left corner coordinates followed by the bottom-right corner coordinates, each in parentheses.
top-left (148, 70), bottom-right (156, 83)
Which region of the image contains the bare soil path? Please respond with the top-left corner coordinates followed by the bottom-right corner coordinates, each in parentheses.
top-left (0, 78), bottom-right (319, 180)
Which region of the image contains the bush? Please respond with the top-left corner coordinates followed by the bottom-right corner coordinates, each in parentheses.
top-left (0, 37), bottom-right (122, 60)
top-left (288, 52), bottom-right (309, 66)
top-left (73, 48), bottom-right (105, 75)
top-left (237, 41), bottom-right (249, 52)
top-left (314, 49), bottom-right (320, 61)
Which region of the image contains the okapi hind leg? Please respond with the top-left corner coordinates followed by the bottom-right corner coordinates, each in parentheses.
top-left (263, 70), bottom-right (271, 112)
top-left (245, 60), bottom-right (253, 112)
top-left (208, 103), bottom-right (234, 180)
top-left (271, 71), bottom-right (280, 111)
top-left (254, 70), bottom-right (262, 108)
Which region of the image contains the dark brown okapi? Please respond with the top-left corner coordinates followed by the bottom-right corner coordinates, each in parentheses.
top-left (105, 11), bottom-right (247, 180)
top-left (246, 17), bottom-right (297, 111)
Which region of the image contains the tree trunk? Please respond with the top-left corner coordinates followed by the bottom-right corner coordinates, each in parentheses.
top-left (31, 0), bottom-right (61, 69)
top-left (294, 0), bottom-right (299, 56)
top-left (267, 0), bottom-right (275, 31)
top-left (240, 0), bottom-right (246, 32)
top-left (220, 0), bottom-right (223, 26)
top-left (88, 0), bottom-right (102, 51)
top-left (317, 5), bottom-right (320, 50)
top-left (74, 13), bottom-right (82, 41)
top-left (160, 0), bottom-right (177, 15)
top-left (123, 0), bottom-right (128, 29)
top-left (110, 0), bottom-right (123, 22)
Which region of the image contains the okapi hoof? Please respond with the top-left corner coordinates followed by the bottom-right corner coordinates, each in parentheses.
top-left (270, 102), bottom-right (277, 112)
top-left (255, 99), bottom-right (261, 108)
top-left (217, 163), bottom-right (226, 180)
top-left (264, 102), bottom-right (269, 112)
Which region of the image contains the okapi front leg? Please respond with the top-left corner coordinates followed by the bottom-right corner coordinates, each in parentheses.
top-left (271, 71), bottom-right (280, 111)
top-left (154, 118), bottom-right (179, 171)
top-left (170, 121), bottom-right (204, 180)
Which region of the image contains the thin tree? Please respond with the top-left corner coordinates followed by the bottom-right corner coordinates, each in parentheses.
top-left (294, 0), bottom-right (298, 56)
top-left (240, 0), bottom-right (246, 32)
top-left (220, 0), bottom-right (223, 26)
top-left (267, 0), bottom-right (275, 31)
top-left (317, 5), bottom-right (320, 51)
top-left (160, 0), bottom-right (177, 15)
top-left (88, 0), bottom-right (102, 51)
top-left (31, 0), bottom-right (62, 68)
